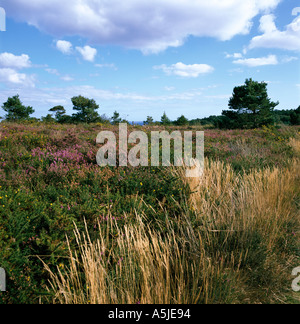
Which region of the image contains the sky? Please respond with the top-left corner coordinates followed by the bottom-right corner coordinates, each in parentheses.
top-left (0, 0), bottom-right (299, 122)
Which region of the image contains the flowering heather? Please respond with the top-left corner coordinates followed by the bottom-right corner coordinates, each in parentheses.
top-left (0, 122), bottom-right (299, 304)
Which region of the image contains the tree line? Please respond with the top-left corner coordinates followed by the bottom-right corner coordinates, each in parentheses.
top-left (1, 79), bottom-right (299, 128)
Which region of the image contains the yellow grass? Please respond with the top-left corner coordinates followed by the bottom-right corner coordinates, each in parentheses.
top-left (43, 140), bottom-right (300, 304)
top-left (186, 158), bottom-right (299, 245)
top-left (289, 136), bottom-right (300, 156)
top-left (43, 213), bottom-right (238, 304)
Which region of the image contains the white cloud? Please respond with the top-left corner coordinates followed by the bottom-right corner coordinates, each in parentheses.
top-left (205, 94), bottom-right (231, 100)
top-left (164, 86), bottom-right (175, 91)
top-left (60, 75), bottom-right (74, 82)
top-left (0, 85), bottom-right (206, 112)
top-left (154, 62), bottom-right (214, 78)
top-left (0, 68), bottom-right (35, 87)
top-left (264, 80), bottom-right (280, 84)
top-left (259, 14), bottom-right (277, 34)
top-left (95, 63), bottom-right (117, 70)
top-left (292, 7), bottom-right (300, 16)
top-left (225, 53), bottom-right (243, 59)
top-left (228, 67), bottom-right (244, 74)
top-left (76, 46), bottom-right (97, 62)
top-left (281, 56), bottom-right (298, 63)
top-left (56, 42), bottom-right (97, 62)
top-left (4, 0), bottom-right (281, 53)
top-left (45, 67), bottom-right (74, 81)
top-left (56, 40), bottom-right (72, 54)
top-left (249, 12), bottom-right (300, 51)
top-left (233, 54), bottom-right (278, 67)
top-left (0, 53), bottom-right (31, 69)
top-left (45, 68), bottom-right (60, 75)
top-left (0, 53), bottom-right (35, 87)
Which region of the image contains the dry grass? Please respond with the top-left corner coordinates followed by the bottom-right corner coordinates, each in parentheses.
top-left (289, 136), bottom-right (300, 156)
top-left (186, 158), bottom-right (299, 238)
top-left (43, 140), bottom-right (300, 304)
top-left (42, 213), bottom-right (239, 304)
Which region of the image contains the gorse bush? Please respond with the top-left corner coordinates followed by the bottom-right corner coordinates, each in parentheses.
top-left (0, 122), bottom-right (299, 304)
top-left (44, 157), bottom-right (299, 304)
top-left (0, 123), bottom-right (188, 303)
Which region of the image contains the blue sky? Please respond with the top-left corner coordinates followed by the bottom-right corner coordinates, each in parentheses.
top-left (0, 0), bottom-right (299, 122)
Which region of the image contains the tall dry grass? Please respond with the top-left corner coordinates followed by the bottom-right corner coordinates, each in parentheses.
top-left (43, 140), bottom-right (300, 304)
top-left (289, 137), bottom-right (300, 157)
top-left (42, 213), bottom-right (238, 304)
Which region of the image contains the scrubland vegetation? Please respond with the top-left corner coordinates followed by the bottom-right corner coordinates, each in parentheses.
top-left (0, 121), bottom-right (299, 304)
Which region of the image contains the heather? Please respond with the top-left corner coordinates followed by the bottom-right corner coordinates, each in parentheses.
top-left (0, 121), bottom-right (299, 304)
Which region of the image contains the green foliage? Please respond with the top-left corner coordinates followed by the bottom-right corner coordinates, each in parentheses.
top-left (160, 111), bottom-right (171, 125)
top-left (2, 95), bottom-right (35, 121)
top-left (41, 114), bottom-right (55, 123)
top-left (49, 105), bottom-right (66, 122)
top-left (189, 108), bottom-right (300, 129)
top-left (0, 122), bottom-right (190, 303)
top-left (0, 121), bottom-right (299, 304)
top-left (175, 115), bottom-right (189, 126)
top-left (222, 78), bottom-right (279, 129)
top-left (144, 116), bottom-right (154, 125)
top-left (49, 105), bottom-right (65, 115)
top-left (273, 109), bottom-right (293, 125)
top-left (290, 106), bottom-right (300, 125)
top-left (71, 95), bottom-right (100, 123)
top-left (111, 111), bottom-right (122, 125)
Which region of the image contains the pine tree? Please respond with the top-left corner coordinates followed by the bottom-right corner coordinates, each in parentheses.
top-left (2, 95), bottom-right (34, 121)
top-left (111, 111), bottom-right (122, 125)
top-left (144, 116), bottom-right (154, 125)
top-left (49, 105), bottom-right (66, 122)
top-left (175, 115), bottom-right (189, 126)
top-left (161, 112), bottom-right (171, 125)
top-left (71, 95), bottom-right (100, 123)
top-left (290, 106), bottom-right (300, 125)
top-left (222, 78), bottom-right (278, 129)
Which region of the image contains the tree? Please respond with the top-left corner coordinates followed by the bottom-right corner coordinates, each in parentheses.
top-left (41, 114), bottom-right (55, 123)
top-left (273, 109), bottom-right (293, 125)
top-left (222, 78), bottom-right (279, 129)
top-left (144, 116), bottom-right (154, 125)
top-left (161, 111), bottom-right (171, 125)
top-left (49, 105), bottom-right (66, 122)
top-left (2, 95), bottom-right (34, 121)
top-left (290, 106), bottom-right (300, 125)
top-left (175, 115), bottom-right (189, 126)
top-left (71, 95), bottom-right (100, 123)
top-left (97, 114), bottom-right (111, 125)
top-left (111, 111), bottom-right (122, 125)
top-left (189, 115), bottom-right (225, 128)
